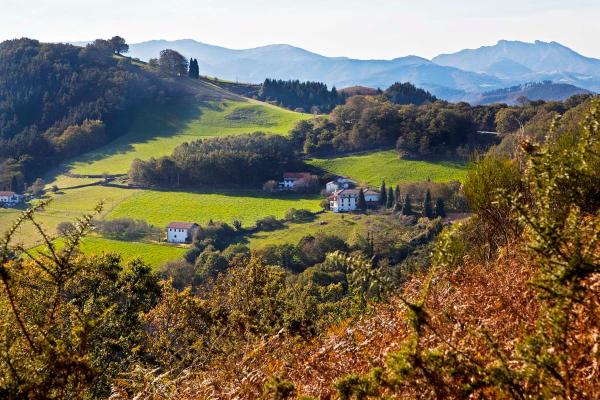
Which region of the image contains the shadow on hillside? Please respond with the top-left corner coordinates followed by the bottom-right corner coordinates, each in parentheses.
top-left (62, 100), bottom-right (232, 169)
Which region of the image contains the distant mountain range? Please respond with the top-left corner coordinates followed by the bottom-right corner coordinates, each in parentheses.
top-left (124, 39), bottom-right (599, 103)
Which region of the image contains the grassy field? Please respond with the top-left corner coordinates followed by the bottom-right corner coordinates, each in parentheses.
top-left (244, 212), bottom-right (364, 248)
top-left (33, 236), bottom-right (187, 269)
top-left (66, 100), bottom-right (311, 175)
top-left (307, 150), bottom-right (468, 186)
top-left (0, 186), bottom-right (140, 248)
top-left (107, 189), bottom-right (323, 227)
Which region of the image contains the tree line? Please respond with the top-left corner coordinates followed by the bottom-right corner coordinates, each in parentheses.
top-left (290, 92), bottom-right (592, 157)
top-left (128, 132), bottom-right (303, 187)
top-left (257, 79), bottom-right (346, 113)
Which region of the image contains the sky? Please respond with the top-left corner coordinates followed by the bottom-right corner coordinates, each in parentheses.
top-left (1, 0), bottom-right (598, 60)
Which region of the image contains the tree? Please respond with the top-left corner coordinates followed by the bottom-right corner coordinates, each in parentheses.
top-left (386, 187), bottom-right (395, 209)
top-left (435, 197), bottom-right (446, 218)
top-left (380, 181), bottom-right (387, 206)
top-left (402, 194), bottom-right (413, 216)
top-left (357, 189), bottom-right (367, 212)
top-left (10, 175), bottom-right (19, 193)
top-left (109, 36), bottom-right (129, 55)
top-left (394, 185), bottom-right (401, 206)
top-left (423, 189), bottom-right (434, 218)
top-left (158, 49), bottom-right (188, 77)
top-left (188, 58), bottom-right (199, 79)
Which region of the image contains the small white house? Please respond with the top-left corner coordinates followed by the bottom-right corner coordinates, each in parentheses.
top-left (0, 191), bottom-right (23, 207)
top-left (329, 188), bottom-right (381, 213)
top-left (279, 172), bottom-right (312, 190)
top-left (325, 177), bottom-right (356, 194)
top-left (166, 222), bottom-right (199, 244)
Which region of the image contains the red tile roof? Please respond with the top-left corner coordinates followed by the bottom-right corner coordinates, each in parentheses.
top-left (0, 191), bottom-right (17, 197)
top-left (167, 222), bottom-right (198, 230)
top-left (283, 172), bottom-right (311, 180)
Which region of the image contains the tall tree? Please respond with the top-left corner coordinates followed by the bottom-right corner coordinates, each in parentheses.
top-left (357, 189), bottom-right (367, 212)
top-left (394, 185), bottom-right (401, 206)
top-left (109, 36), bottom-right (129, 55)
top-left (380, 181), bottom-right (387, 206)
top-left (402, 194), bottom-right (413, 216)
top-left (188, 58), bottom-right (200, 79)
top-left (10, 175), bottom-right (19, 193)
top-left (158, 49), bottom-right (188, 77)
top-left (423, 189), bottom-right (434, 218)
top-left (435, 197), bottom-right (446, 218)
top-left (386, 187), bottom-right (395, 209)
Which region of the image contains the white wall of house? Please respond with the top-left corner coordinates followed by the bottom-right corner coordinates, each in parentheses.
top-left (365, 193), bottom-right (380, 203)
top-left (167, 228), bottom-right (191, 243)
top-left (0, 193), bottom-right (23, 207)
top-left (326, 182), bottom-right (339, 194)
top-left (331, 195), bottom-right (358, 213)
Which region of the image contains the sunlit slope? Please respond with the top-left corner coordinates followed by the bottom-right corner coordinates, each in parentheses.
top-left (307, 150), bottom-right (468, 186)
top-left (67, 99), bottom-right (311, 175)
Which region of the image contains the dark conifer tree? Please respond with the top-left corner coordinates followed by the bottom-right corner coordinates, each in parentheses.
top-left (402, 194), bottom-right (413, 216)
top-left (357, 189), bottom-right (367, 212)
top-left (380, 181), bottom-right (387, 206)
top-left (10, 175), bottom-right (19, 193)
top-left (386, 187), bottom-right (395, 208)
top-left (394, 185), bottom-right (401, 205)
top-left (423, 189), bottom-right (434, 218)
top-left (435, 197), bottom-right (446, 218)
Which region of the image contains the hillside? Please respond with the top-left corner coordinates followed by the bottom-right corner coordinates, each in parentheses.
top-left (0, 38), bottom-right (183, 187)
top-left (125, 39), bottom-right (600, 101)
top-left (126, 39), bottom-right (503, 100)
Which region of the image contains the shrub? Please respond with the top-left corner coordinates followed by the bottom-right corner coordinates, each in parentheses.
top-left (256, 216), bottom-right (285, 232)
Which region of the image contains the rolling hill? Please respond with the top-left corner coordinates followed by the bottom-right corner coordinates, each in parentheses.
top-left (126, 39), bottom-right (600, 101)
top-left (474, 81), bottom-right (591, 105)
top-left (126, 39), bottom-right (503, 100)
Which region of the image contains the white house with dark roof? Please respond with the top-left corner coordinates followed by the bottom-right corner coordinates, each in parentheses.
top-left (166, 222), bottom-right (199, 243)
top-left (329, 188), bottom-right (381, 213)
top-left (0, 191), bottom-right (23, 207)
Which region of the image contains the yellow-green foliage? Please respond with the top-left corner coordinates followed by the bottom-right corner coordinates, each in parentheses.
top-left (307, 150), bottom-right (468, 186)
top-left (67, 100), bottom-right (311, 175)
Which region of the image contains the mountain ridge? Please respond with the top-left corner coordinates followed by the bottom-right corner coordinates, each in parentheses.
top-left (120, 39), bottom-right (600, 101)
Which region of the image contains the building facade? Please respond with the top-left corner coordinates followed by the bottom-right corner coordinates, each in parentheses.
top-left (0, 191), bottom-right (23, 207)
top-left (166, 222), bottom-right (199, 244)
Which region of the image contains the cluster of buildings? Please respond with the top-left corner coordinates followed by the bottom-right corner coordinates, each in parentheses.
top-left (0, 191), bottom-right (24, 208)
top-left (165, 174), bottom-right (382, 243)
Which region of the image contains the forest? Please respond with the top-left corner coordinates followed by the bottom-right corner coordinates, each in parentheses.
top-left (0, 38), bottom-right (177, 188)
top-left (128, 132), bottom-right (302, 187)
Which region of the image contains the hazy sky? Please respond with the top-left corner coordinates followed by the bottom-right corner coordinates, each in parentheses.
top-left (1, 0), bottom-right (598, 59)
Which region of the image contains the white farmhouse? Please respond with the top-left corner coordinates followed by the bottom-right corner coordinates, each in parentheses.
top-left (329, 188), bottom-right (381, 213)
top-left (166, 222), bottom-right (199, 244)
top-left (325, 177), bottom-right (356, 194)
top-left (279, 172), bottom-right (312, 190)
top-left (0, 191), bottom-right (23, 207)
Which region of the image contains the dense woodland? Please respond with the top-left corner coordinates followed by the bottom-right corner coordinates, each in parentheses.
top-left (292, 93), bottom-right (592, 157)
top-left (129, 132), bottom-right (302, 187)
top-left (257, 79), bottom-right (345, 113)
top-left (0, 38), bottom-right (178, 189)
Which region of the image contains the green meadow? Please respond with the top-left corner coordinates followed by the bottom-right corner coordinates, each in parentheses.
top-left (307, 149), bottom-right (468, 186)
top-left (106, 189), bottom-right (323, 228)
top-left (33, 236), bottom-right (187, 269)
top-left (67, 99), bottom-right (311, 175)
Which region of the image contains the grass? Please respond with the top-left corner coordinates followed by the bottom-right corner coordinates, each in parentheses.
top-left (106, 189), bottom-right (323, 228)
top-left (307, 150), bottom-right (468, 186)
top-left (0, 186), bottom-right (139, 248)
top-left (33, 236), bottom-right (187, 269)
top-left (67, 100), bottom-right (311, 175)
top-left (244, 212), bottom-right (363, 248)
